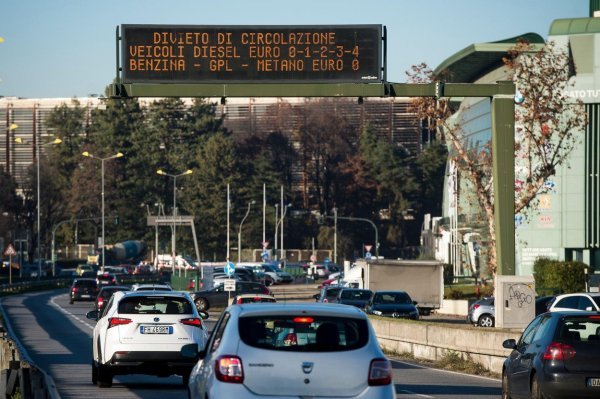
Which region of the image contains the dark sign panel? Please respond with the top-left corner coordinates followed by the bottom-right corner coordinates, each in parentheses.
top-left (121, 25), bottom-right (382, 83)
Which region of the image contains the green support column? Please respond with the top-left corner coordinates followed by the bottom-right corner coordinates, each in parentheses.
top-left (491, 81), bottom-right (516, 275)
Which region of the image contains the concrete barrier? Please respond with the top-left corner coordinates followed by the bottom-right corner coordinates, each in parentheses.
top-left (370, 317), bottom-right (521, 374)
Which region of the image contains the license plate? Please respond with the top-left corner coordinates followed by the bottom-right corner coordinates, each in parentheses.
top-left (587, 378), bottom-right (600, 387)
top-left (81, 294), bottom-right (90, 298)
top-left (140, 325), bottom-right (173, 334)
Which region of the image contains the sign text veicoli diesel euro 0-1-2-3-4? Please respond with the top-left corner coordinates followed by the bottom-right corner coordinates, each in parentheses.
top-left (121, 25), bottom-right (383, 83)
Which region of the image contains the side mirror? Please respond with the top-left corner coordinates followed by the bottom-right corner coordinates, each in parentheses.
top-left (86, 310), bottom-right (99, 321)
top-left (413, 301), bottom-right (419, 306)
top-left (180, 343), bottom-right (206, 359)
top-left (198, 311), bottom-right (209, 320)
top-left (502, 339), bottom-right (517, 349)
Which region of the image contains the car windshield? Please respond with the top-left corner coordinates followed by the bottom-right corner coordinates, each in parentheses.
top-left (341, 290), bottom-right (372, 300)
top-left (262, 264), bottom-right (277, 273)
top-left (118, 297), bottom-right (193, 314)
top-left (239, 315), bottom-right (368, 352)
top-left (76, 280), bottom-right (96, 288)
top-left (593, 296), bottom-right (600, 309)
top-left (374, 292), bottom-right (412, 304)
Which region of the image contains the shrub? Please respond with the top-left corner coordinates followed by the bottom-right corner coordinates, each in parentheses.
top-left (533, 258), bottom-right (586, 294)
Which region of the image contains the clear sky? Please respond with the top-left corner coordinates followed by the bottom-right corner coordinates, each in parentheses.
top-left (0, 0), bottom-right (588, 99)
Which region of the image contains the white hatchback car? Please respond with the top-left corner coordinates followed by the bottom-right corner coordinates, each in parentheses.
top-left (548, 292), bottom-right (600, 312)
top-left (86, 291), bottom-right (209, 388)
top-left (183, 303), bottom-right (394, 398)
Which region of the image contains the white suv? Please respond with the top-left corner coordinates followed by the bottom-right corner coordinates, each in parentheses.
top-left (86, 291), bottom-right (209, 387)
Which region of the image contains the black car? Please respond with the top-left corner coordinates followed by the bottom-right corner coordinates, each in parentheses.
top-left (94, 285), bottom-right (130, 312)
top-left (502, 311), bottom-right (600, 399)
top-left (535, 295), bottom-right (556, 316)
top-left (365, 290), bottom-right (420, 320)
top-left (335, 288), bottom-right (373, 308)
top-left (191, 281), bottom-right (271, 311)
top-left (69, 278), bottom-right (99, 304)
top-left (96, 272), bottom-right (119, 286)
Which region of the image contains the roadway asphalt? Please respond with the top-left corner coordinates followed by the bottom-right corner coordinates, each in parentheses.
top-left (0, 288), bottom-right (501, 398)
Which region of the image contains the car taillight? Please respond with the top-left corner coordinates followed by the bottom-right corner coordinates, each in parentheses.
top-left (283, 333), bottom-right (297, 346)
top-left (368, 358), bottom-right (392, 386)
top-left (97, 297), bottom-right (104, 307)
top-left (180, 318), bottom-right (202, 327)
top-left (108, 317), bottom-right (132, 329)
top-left (323, 298), bottom-right (328, 303)
top-left (543, 342), bottom-right (576, 361)
top-left (72, 287), bottom-right (78, 293)
top-left (473, 304), bottom-right (480, 310)
top-left (215, 355), bottom-right (244, 383)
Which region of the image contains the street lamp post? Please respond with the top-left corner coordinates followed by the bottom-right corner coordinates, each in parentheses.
top-left (273, 204), bottom-right (279, 260)
top-left (238, 200), bottom-right (255, 263)
top-left (157, 169), bottom-right (192, 273)
top-left (280, 203), bottom-right (291, 263)
top-left (16, 134), bottom-right (62, 278)
top-left (83, 151), bottom-right (123, 273)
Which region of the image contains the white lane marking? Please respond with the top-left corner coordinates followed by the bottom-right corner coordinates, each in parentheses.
top-left (50, 294), bottom-right (95, 331)
top-left (391, 358), bottom-right (501, 382)
top-left (396, 390), bottom-right (433, 398)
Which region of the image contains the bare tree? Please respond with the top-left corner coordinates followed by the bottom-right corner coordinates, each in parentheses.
top-left (408, 40), bottom-right (587, 274)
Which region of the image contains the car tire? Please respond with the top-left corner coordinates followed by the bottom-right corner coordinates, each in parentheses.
top-left (181, 371), bottom-right (191, 386)
top-left (69, 299), bottom-right (74, 305)
top-left (501, 371), bottom-right (512, 399)
top-left (530, 374), bottom-right (542, 399)
top-left (478, 314), bottom-right (495, 327)
top-left (92, 361), bottom-right (98, 385)
top-left (97, 364), bottom-right (113, 388)
top-left (195, 297), bottom-right (209, 311)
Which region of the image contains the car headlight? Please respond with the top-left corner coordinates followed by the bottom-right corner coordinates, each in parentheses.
top-left (372, 310), bottom-right (382, 316)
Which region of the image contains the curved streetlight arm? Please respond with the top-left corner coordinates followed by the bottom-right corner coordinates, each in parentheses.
top-left (325, 215), bottom-right (379, 259)
top-left (238, 201), bottom-right (255, 262)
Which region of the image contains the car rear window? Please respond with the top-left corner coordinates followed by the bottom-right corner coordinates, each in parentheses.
top-left (118, 297), bottom-right (193, 315)
top-left (341, 290), bottom-right (372, 300)
top-left (559, 316), bottom-right (600, 342)
top-left (75, 280), bottom-right (96, 288)
top-left (239, 316), bottom-right (368, 352)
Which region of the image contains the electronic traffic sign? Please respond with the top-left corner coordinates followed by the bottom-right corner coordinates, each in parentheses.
top-left (120, 25), bottom-right (383, 83)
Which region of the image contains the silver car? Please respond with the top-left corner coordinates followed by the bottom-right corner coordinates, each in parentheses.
top-left (467, 297), bottom-right (495, 327)
top-left (184, 303), bottom-right (394, 398)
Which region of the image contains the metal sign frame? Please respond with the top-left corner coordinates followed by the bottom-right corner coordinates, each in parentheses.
top-left (114, 29), bottom-right (516, 276)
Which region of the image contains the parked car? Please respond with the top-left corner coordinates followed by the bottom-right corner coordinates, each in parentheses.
top-left (231, 293), bottom-right (277, 305)
top-left (314, 286), bottom-right (344, 303)
top-left (548, 292), bottom-right (600, 312)
top-left (95, 285), bottom-right (130, 312)
top-left (86, 291), bottom-right (209, 387)
top-left (502, 311), bottom-right (600, 399)
top-left (260, 263), bottom-right (294, 284)
top-left (183, 303), bottom-right (394, 398)
top-left (131, 283), bottom-right (173, 292)
top-left (467, 297), bottom-right (495, 327)
top-left (69, 278), bottom-right (99, 304)
top-left (96, 272), bottom-right (119, 286)
top-left (335, 288), bottom-right (373, 309)
top-left (315, 263), bottom-right (340, 279)
top-left (191, 281), bottom-right (271, 311)
top-left (365, 291), bottom-right (419, 320)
